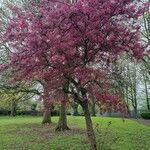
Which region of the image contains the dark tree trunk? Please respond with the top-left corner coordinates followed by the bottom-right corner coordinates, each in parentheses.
top-left (80, 100), bottom-right (97, 150)
top-left (125, 86), bottom-right (129, 109)
top-left (133, 85), bottom-right (138, 119)
top-left (72, 102), bottom-right (79, 116)
top-left (133, 106), bottom-right (138, 119)
top-left (91, 101), bottom-right (96, 116)
top-left (55, 101), bottom-right (70, 131)
top-left (144, 77), bottom-right (150, 111)
top-left (11, 100), bottom-right (17, 117)
top-left (42, 107), bottom-right (52, 124)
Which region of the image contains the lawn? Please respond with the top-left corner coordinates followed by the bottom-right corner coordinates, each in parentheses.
top-left (0, 116), bottom-right (149, 150)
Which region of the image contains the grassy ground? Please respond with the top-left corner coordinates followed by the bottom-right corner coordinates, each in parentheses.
top-left (0, 116), bottom-right (149, 150)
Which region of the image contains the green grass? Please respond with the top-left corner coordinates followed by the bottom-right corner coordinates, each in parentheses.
top-left (0, 116), bottom-right (149, 150)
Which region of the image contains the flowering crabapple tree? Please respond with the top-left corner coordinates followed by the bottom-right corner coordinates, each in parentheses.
top-left (0, 0), bottom-right (53, 124)
top-left (1, 0), bottom-right (148, 149)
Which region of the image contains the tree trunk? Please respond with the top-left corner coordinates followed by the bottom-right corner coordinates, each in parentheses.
top-left (127, 63), bottom-right (138, 118)
top-left (72, 102), bottom-right (79, 116)
top-left (55, 101), bottom-right (70, 131)
top-left (91, 101), bottom-right (96, 116)
top-left (144, 77), bottom-right (150, 111)
top-left (80, 100), bottom-right (97, 150)
top-left (11, 100), bottom-right (17, 117)
top-left (133, 106), bottom-right (138, 119)
top-left (125, 86), bottom-right (129, 109)
top-left (42, 106), bottom-right (52, 124)
top-left (42, 82), bottom-right (52, 124)
top-left (133, 83), bottom-right (138, 119)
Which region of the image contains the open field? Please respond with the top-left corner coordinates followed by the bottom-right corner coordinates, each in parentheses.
top-left (0, 116), bottom-right (149, 150)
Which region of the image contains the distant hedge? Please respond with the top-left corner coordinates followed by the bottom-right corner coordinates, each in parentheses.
top-left (0, 109), bottom-right (60, 116)
top-left (0, 110), bottom-right (10, 116)
top-left (17, 111), bottom-right (43, 116)
top-left (141, 112), bottom-right (150, 119)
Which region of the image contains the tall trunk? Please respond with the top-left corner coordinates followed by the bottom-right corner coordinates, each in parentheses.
top-left (125, 86), bottom-right (129, 108)
top-left (125, 85), bottom-right (131, 115)
top-left (131, 94), bottom-right (138, 119)
top-left (133, 106), bottom-right (138, 119)
top-left (80, 100), bottom-right (97, 150)
top-left (133, 80), bottom-right (138, 119)
top-left (55, 100), bottom-right (69, 131)
top-left (11, 100), bottom-right (17, 117)
top-left (130, 86), bottom-right (138, 118)
top-left (128, 64), bottom-right (138, 119)
top-left (144, 77), bottom-right (150, 111)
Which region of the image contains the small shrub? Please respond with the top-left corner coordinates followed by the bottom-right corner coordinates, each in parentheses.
top-left (141, 112), bottom-right (150, 119)
top-left (95, 121), bottom-right (119, 150)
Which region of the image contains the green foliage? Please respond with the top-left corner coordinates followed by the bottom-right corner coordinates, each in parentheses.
top-left (141, 112), bottom-right (150, 119)
top-left (0, 92), bottom-right (15, 110)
